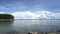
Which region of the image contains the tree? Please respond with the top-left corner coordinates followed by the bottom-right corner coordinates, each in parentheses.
top-left (0, 14), bottom-right (14, 19)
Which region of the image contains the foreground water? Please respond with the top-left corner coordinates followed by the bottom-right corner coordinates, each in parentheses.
top-left (0, 19), bottom-right (60, 34)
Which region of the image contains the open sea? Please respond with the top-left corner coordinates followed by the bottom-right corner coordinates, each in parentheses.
top-left (0, 19), bottom-right (60, 34)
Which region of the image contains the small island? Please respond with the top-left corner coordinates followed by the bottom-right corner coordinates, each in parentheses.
top-left (0, 14), bottom-right (14, 22)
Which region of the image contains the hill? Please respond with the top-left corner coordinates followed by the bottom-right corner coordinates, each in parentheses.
top-left (0, 14), bottom-right (14, 21)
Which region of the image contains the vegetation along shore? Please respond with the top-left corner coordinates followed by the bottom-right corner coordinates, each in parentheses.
top-left (0, 14), bottom-right (14, 22)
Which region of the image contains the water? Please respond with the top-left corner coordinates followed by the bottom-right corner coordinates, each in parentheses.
top-left (0, 19), bottom-right (60, 34)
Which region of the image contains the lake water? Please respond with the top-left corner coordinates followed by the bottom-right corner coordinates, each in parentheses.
top-left (0, 19), bottom-right (60, 34)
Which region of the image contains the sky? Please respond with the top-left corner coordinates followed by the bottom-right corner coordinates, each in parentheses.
top-left (0, 0), bottom-right (60, 19)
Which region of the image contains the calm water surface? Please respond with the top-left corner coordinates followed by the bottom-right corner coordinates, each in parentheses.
top-left (0, 19), bottom-right (60, 34)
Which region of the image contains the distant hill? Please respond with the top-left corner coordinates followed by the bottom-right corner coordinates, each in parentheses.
top-left (0, 14), bottom-right (14, 19)
top-left (0, 14), bottom-right (14, 22)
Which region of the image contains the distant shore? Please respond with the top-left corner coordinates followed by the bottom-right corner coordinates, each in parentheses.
top-left (0, 19), bottom-right (14, 22)
top-left (14, 19), bottom-right (60, 20)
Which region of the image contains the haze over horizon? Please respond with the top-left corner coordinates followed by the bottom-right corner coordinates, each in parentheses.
top-left (0, 0), bottom-right (60, 19)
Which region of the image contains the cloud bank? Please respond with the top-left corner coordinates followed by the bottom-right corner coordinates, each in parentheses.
top-left (0, 10), bottom-right (60, 19)
top-left (10, 10), bottom-right (59, 19)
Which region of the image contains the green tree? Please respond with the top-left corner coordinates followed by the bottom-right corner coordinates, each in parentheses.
top-left (0, 14), bottom-right (14, 19)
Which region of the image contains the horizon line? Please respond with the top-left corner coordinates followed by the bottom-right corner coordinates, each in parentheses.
top-left (14, 19), bottom-right (60, 20)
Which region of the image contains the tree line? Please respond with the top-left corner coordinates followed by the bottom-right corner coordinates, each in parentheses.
top-left (0, 14), bottom-right (14, 19)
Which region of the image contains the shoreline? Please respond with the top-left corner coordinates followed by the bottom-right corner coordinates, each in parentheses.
top-left (0, 19), bottom-right (14, 22)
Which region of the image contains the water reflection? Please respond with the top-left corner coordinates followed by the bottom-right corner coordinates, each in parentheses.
top-left (0, 20), bottom-right (60, 34)
top-left (13, 20), bottom-right (60, 32)
top-left (0, 21), bottom-right (13, 26)
top-left (0, 21), bottom-right (14, 34)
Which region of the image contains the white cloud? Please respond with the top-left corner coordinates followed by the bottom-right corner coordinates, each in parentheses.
top-left (35, 10), bottom-right (56, 19)
top-left (0, 12), bottom-right (6, 14)
top-left (11, 11), bottom-right (40, 19)
top-left (54, 13), bottom-right (60, 19)
top-left (11, 10), bottom-right (57, 19)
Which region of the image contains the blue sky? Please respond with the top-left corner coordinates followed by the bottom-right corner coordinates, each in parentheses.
top-left (0, 0), bottom-right (60, 19)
